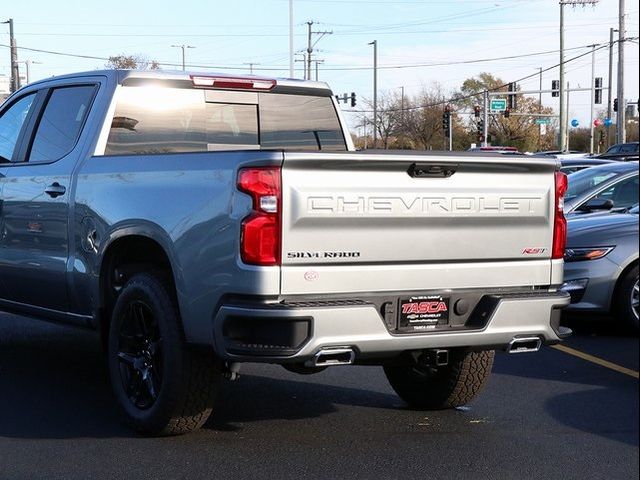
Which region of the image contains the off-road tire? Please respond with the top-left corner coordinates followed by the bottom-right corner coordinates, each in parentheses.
top-left (108, 272), bottom-right (221, 436)
top-left (384, 349), bottom-right (495, 409)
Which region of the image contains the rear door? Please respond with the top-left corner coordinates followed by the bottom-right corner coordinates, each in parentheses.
top-left (280, 152), bottom-right (557, 295)
top-left (0, 82), bottom-right (97, 311)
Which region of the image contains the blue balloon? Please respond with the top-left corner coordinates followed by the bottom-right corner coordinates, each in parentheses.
top-left (604, 118), bottom-right (613, 127)
top-left (571, 119), bottom-right (580, 127)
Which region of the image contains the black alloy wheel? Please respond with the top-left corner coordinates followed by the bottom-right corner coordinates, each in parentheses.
top-left (116, 300), bottom-right (163, 410)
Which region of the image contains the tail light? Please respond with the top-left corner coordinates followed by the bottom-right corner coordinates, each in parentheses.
top-left (237, 167), bottom-right (281, 266)
top-left (552, 171), bottom-right (568, 259)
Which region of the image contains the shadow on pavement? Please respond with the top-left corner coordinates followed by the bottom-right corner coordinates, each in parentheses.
top-left (492, 317), bottom-right (638, 448)
top-left (0, 315), bottom-right (401, 439)
top-left (206, 372), bottom-right (399, 432)
top-left (544, 387), bottom-right (639, 447)
top-left (0, 316), bottom-right (131, 439)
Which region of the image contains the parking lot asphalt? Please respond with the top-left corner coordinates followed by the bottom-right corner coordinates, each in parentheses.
top-left (0, 312), bottom-right (638, 480)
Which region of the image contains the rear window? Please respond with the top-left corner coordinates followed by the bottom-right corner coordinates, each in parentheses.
top-left (104, 86), bottom-right (346, 155)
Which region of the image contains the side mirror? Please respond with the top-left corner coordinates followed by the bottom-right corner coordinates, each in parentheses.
top-left (578, 197), bottom-right (614, 212)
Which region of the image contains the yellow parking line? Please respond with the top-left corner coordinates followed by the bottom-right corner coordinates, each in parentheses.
top-left (551, 344), bottom-right (639, 379)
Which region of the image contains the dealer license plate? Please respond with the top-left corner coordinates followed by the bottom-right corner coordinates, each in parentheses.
top-left (398, 295), bottom-right (450, 333)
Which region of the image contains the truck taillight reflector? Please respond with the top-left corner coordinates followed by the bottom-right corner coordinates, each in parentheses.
top-left (237, 167), bottom-right (281, 266)
top-left (190, 75), bottom-right (276, 90)
top-left (552, 171), bottom-right (568, 260)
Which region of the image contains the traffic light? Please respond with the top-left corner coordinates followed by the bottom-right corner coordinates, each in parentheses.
top-left (473, 105), bottom-right (481, 118)
top-left (504, 107), bottom-right (510, 118)
top-left (551, 80), bottom-right (559, 97)
top-left (594, 77), bottom-right (602, 104)
top-left (350, 92), bottom-right (356, 107)
top-left (477, 118), bottom-right (484, 134)
top-left (507, 82), bottom-right (517, 110)
top-left (613, 98), bottom-right (618, 112)
top-left (442, 106), bottom-right (451, 136)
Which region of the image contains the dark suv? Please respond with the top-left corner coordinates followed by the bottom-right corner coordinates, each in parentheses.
top-left (596, 142), bottom-right (639, 161)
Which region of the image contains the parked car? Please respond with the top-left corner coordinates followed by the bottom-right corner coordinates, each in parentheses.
top-left (594, 141), bottom-right (639, 161)
top-left (561, 205), bottom-right (639, 330)
top-left (564, 161), bottom-right (639, 215)
top-left (559, 158), bottom-right (615, 174)
top-left (533, 150), bottom-right (584, 157)
top-left (467, 146), bottom-right (519, 153)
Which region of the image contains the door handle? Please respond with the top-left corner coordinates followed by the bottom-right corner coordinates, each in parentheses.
top-left (45, 182), bottom-right (66, 198)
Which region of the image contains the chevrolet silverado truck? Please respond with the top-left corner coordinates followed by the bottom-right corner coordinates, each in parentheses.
top-left (0, 70), bottom-right (571, 435)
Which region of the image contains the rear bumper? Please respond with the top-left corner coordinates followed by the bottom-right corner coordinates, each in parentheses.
top-left (212, 290), bottom-right (571, 363)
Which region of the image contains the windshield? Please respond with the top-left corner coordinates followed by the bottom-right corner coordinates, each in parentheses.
top-left (566, 167), bottom-right (619, 201)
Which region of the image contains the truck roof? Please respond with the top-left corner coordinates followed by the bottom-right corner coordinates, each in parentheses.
top-left (26, 69), bottom-right (333, 96)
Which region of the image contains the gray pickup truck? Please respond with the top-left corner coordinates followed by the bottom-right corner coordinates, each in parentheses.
top-left (0, 70), bottom-right (570, 435)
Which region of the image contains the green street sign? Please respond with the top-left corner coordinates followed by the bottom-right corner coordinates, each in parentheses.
top-left (490, 98), bottom-right (507, 111)
top-left (535, 118), bottom-right (550, 125)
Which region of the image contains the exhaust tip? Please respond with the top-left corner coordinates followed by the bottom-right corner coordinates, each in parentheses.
top-left (310, 347), bottom-right (355, 367)
top-left (507, 336), bottom-right (543, 354)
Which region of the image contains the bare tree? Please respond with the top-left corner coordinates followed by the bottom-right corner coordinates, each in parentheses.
top-left (359, 91), bottom-right (403, 149)
top-left (401, 84), bottom-right (450, 150)
top-left (106, 54), bottom-right (160, 70)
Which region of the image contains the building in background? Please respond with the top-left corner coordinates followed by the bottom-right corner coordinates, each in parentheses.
top-left (0, 75), bottom-right (10, 103)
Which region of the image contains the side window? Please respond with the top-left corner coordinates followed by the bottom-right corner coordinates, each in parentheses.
top-left (28, 85), bottom-right (96, 163)
top-left (619, 144), bottom-right (636, 153)
top-left (595, 176), bottom-right (639, 209)
top-left (0, 93), bottom-right (36, 162)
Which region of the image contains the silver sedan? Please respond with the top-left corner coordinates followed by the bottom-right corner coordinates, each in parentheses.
top-left (561, 206), bottom-right (639, 330)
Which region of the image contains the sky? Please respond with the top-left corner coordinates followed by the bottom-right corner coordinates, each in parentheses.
top-left (1, 0), bottom-right (638, 131)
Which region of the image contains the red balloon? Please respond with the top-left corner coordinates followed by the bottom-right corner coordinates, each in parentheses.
top-left (594, 119), bottom-right (603, 127)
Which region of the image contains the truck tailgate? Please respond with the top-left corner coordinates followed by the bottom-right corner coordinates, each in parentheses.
top-left (280, 152), bottom-right (558, 295)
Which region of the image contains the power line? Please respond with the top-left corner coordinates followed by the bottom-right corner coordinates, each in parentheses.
top-left (347, 41), bottom-right (620, 114)
top-left (1, 40), bottom-right (625, 72)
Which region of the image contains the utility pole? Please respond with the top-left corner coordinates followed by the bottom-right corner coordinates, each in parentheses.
top-left (243, 63), bottom-right (260, 74)
top-left (306, 21), bottom-right (313, 81)
top-left (448, 112), bottom-right (453, 151)
top-left (289, 0), bottom-right (294, 78)
top-left (538, 67), bottom-right (543, 150)
top-left (589, 44), bottom-right (596, 154)
top-left (607, 27), bottom-right (616, 147)
top-left (294, 52), bottom-right (306, 78)
top-left (369, 40), bottom-right (378, 148)
top-left (559, 1), bottom-right (599, 151)
top-left (399, 86), bottom-right (405, 147)
top-left (171, 44), bottom-right (195, 71)
top-left (482, 90), bottom-right (489, 147)
top-left (559, 3), bottom-right (566, 151)
top-left (2, 19), bottom-right (19, 93)
top-left (305, 21), bottom-right (332, 81)
top-left (313, 59), bottom-right (324, 81)
top-left (566, 81), bottom-right (571, 150)
top-left (616, 0), bottom-right (625, 144)
top-left (18, 59), bottom-right (41, 85)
